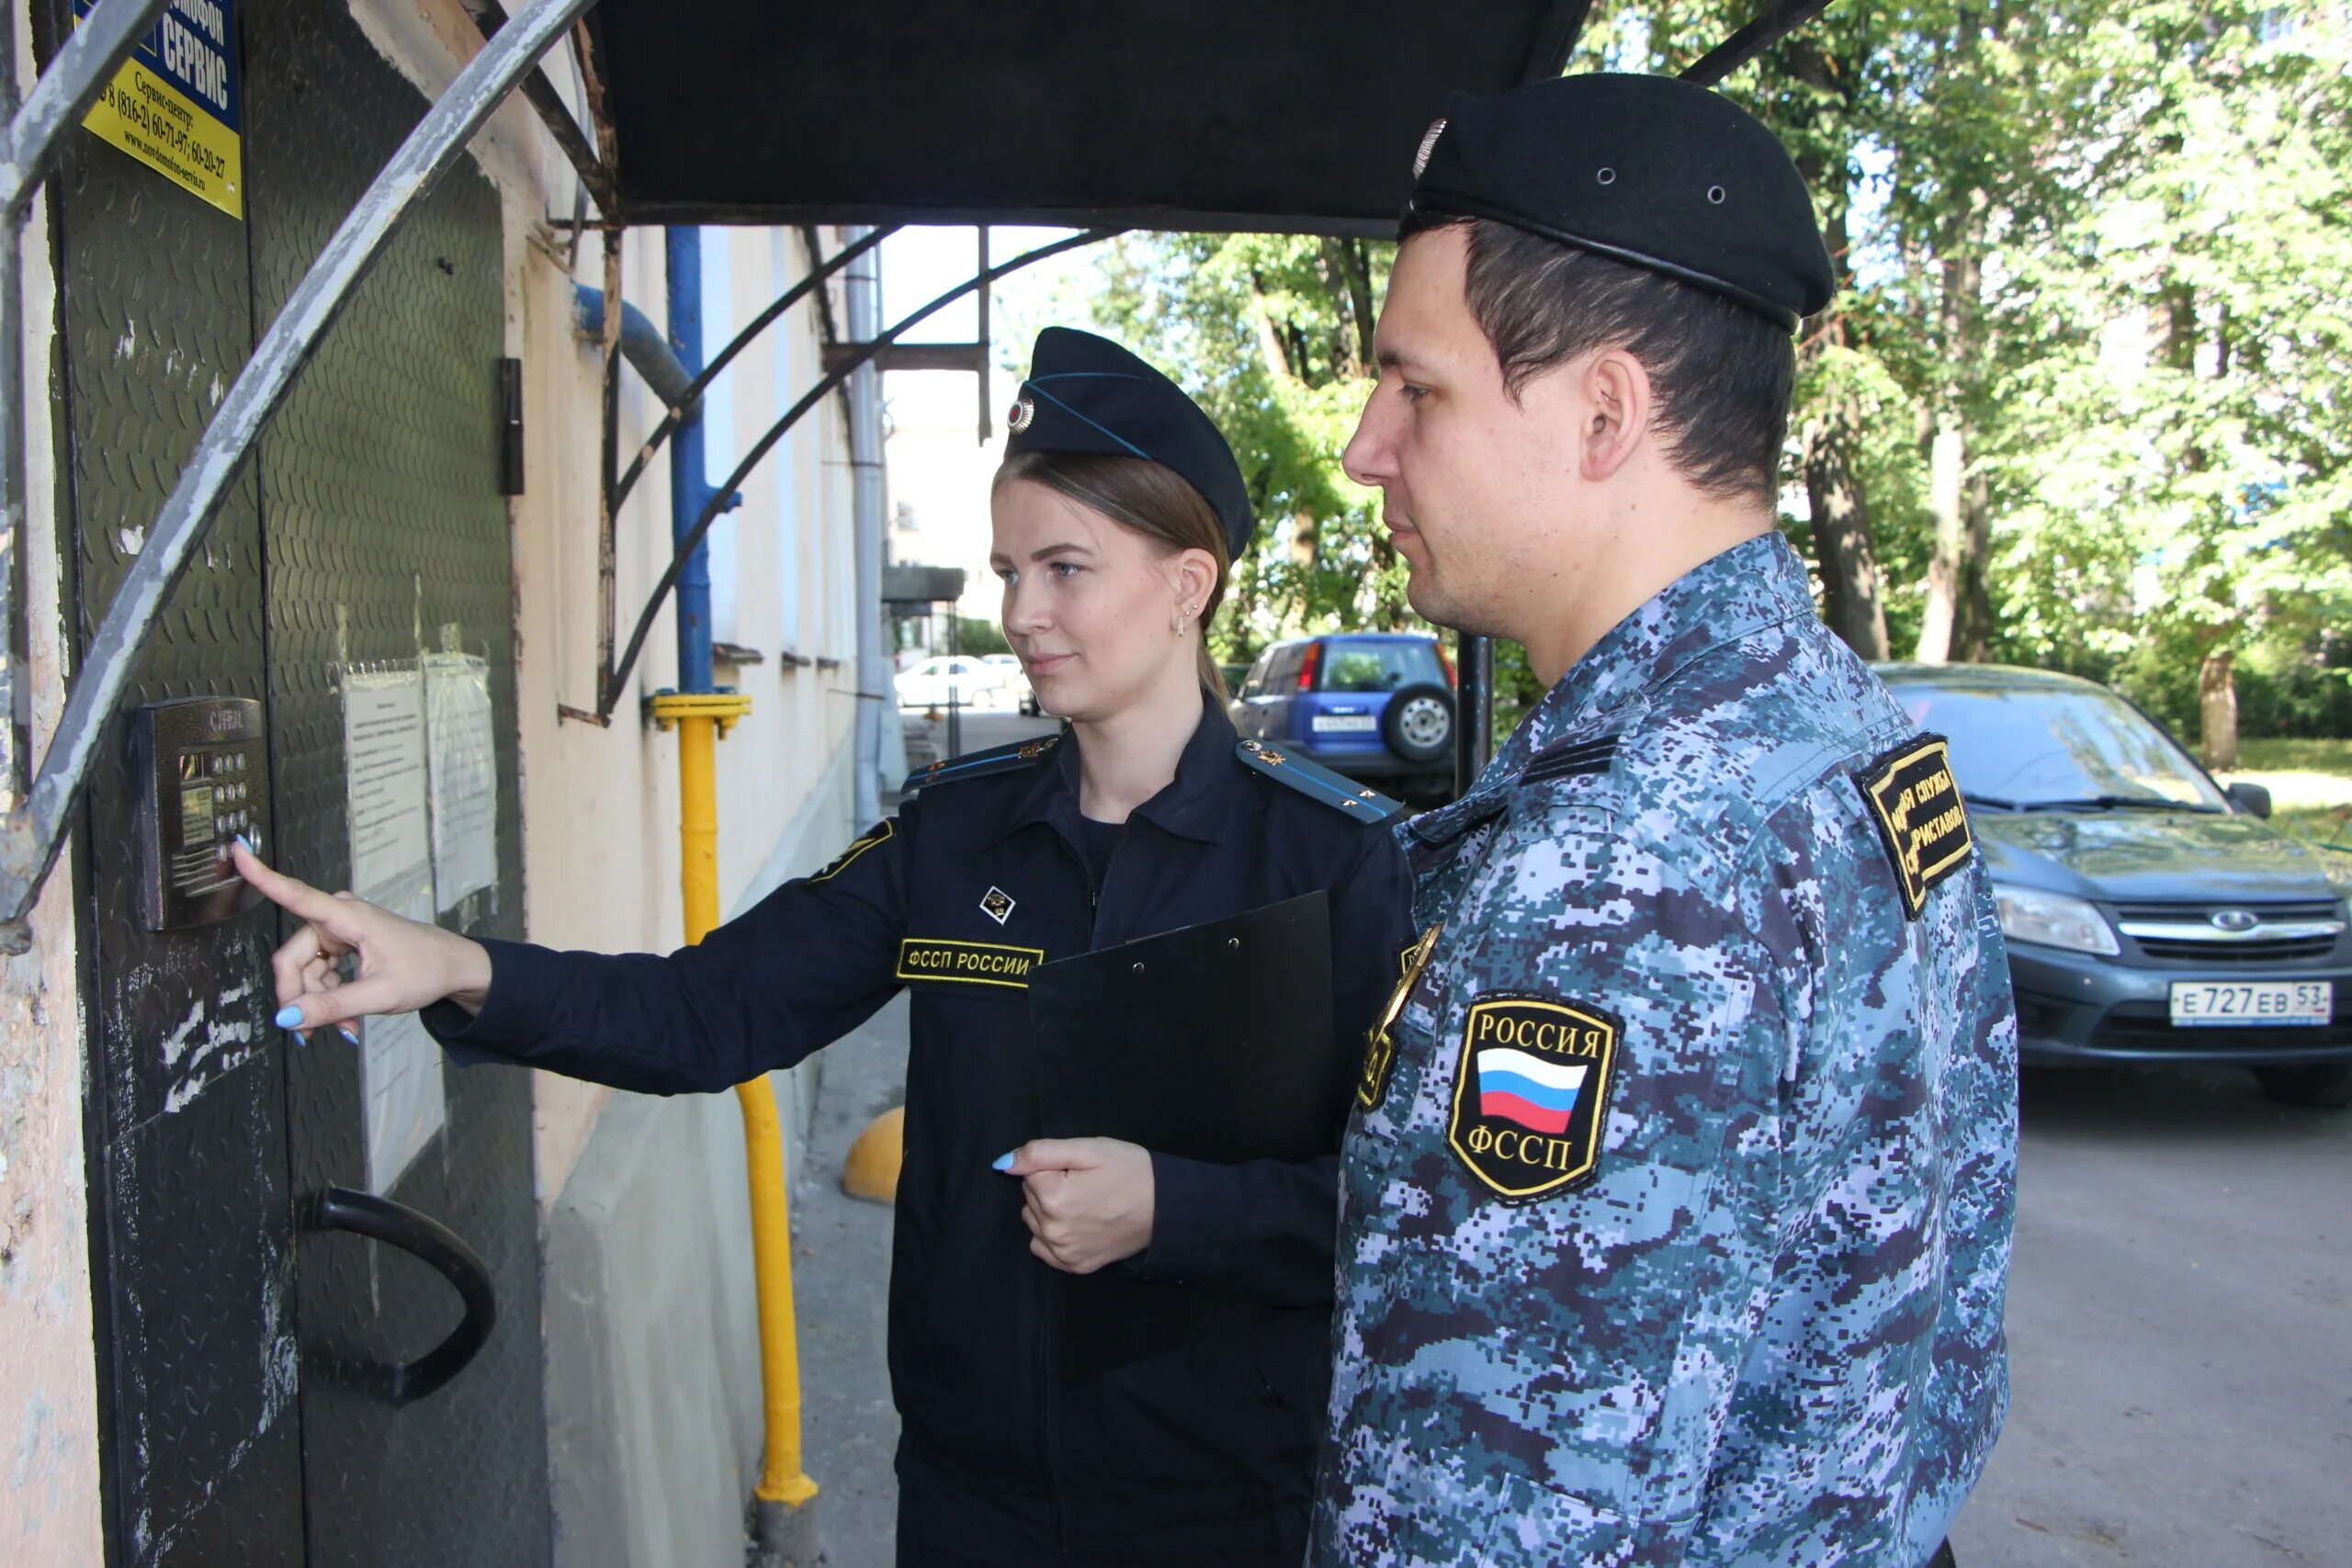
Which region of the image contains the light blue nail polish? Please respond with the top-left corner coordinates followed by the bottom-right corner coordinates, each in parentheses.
top-left (234, 832), bottom-right (253, 854)
top-left (275, 1004), bottom-right (303, 1029)
top-left (336, 1024), bottom-right (361, 1045)
top-left (991, 1151), bottom-right (1015, 1173)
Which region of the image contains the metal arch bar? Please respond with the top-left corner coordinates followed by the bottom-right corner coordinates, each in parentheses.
top-left (602, 227), bottom-right (1119, 716)
top-left (462, 0), bottom-right (612, 211)
top-left (0, 0), bottom-right (28, 807)
top-left (0, 0), bottom-right (170, 218)
top-left (607, 223), bottom-right (896, 517)
top-left (1681, 0), bottom-right (1839, 85)
top-left (0, 0), bottom-right (598, 926)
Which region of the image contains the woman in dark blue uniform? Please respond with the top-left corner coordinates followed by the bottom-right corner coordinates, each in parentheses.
top-left (236, 328), bottom-right (1416, 1568)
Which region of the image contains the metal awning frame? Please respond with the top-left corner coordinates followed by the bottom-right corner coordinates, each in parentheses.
top-left (0, 0), bottom-right (1832, 947)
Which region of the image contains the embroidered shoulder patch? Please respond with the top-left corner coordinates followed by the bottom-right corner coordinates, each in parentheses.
top-left (1856, 733), bottom-right (1973, 919)
top-left (1520, 732), bottom-right (1619, 786)
top-left (1359, 924), bottom-right (1442, 1111)
top-left (1446, 993), bottom-right (1619, 1201)
top-left (809, 819), bottom-right (892, 884)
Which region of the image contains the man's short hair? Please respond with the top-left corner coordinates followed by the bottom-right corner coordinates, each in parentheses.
top-left (1403, 213), bottom-right (1798, 507)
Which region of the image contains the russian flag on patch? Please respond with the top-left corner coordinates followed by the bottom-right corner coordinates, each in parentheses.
top-left (1476, 1047), bottom-right (1589, 1134)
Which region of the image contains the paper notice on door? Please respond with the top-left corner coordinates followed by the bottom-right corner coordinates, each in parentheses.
top-left (342, 666), bottom-right (446, 1192)
top-left (343, 667), bottom-right (432, 903)
top-left (361, 888), bottom-right (447, 1194)
top-left (424, 651), bottom-right (497, 911)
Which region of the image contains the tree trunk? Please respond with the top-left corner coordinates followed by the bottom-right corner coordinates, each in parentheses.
top-left (1803, 394), bottom-right (1892, 660)
top-left (1916, 412), bottom-right (1968, 663)
top-left (1958, 467), bottom-right (1995, 661)
top-left (1783, 86), bottom-right (1891, 666)
top-left (1369, 530), bottom-right (1408, 629)
top-left (1290, 511), bottom-right (1317, 573)
top-left (1320, 237), bottom-right (1378, 378)
top-left (1250, 275), bottom-right (1292, 382)
top-left (1916, 210), bottom-right (1987, 664)
top-left (2199, 649), bottom-right (2239, 771)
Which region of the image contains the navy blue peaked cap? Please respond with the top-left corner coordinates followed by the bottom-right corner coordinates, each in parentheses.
top-left (1404, 73), bottom-right (1835, 332)
top-left (1004, 328), bottom-right (1256, 559)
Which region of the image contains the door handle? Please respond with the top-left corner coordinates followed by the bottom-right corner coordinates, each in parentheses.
top-left (301, 1186), bottom-right (498, 1407)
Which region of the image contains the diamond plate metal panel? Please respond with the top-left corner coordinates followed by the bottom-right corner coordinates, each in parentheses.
top-left (51, 0), bottom-right (548, 1562)
top-left (240, 2), bottom-right (548, 1564)
top-left (41, 0), bottom-right (305, 1556)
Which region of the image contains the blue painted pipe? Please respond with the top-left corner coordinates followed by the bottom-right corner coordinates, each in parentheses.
top-left (665, 227), bottom-right (717, 695)
top-left (570, 283), bottom-right (695, 411)
top-left (571, 261), bottom-right (741, 698)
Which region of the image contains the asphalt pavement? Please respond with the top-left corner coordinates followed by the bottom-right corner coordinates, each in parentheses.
top-left (794, 994), bottom-right (908, 1568)
top-left (1950, 1062), bottom-right (2352, 1567)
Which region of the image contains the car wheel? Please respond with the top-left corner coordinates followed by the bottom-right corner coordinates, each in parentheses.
top-left (2251, 1064), bottom-right (2352, 1109)
top-left (1382, 683), bottom-right (1454, 765)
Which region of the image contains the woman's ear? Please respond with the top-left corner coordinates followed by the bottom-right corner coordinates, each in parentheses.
top-left (1169, 548), bottom-right (1217, 620)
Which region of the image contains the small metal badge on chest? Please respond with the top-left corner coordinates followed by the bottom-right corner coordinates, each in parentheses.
top-left (979, 886), bottom-right (1016, 926)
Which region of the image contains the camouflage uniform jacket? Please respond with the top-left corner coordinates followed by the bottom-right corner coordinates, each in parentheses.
top-left (1316, 532), bottom-right (2018, 1567)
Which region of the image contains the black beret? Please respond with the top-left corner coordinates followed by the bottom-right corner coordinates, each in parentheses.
top-left (1004, 327), bottom-right (1256, 560)
top-left (1404, 73), bottom-right (1835, 332)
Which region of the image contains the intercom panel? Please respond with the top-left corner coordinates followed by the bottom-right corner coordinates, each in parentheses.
top-left (130, 697), bottom-right (268, 931)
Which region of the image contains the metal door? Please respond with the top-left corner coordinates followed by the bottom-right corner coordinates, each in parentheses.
top-left (240, 2), bottom-right (548, 1562)
top-left (51, 1), bottom-right (548, 1562)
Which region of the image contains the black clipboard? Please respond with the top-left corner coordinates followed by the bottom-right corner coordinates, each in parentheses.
top-left (1029, 890), bottom-right (1336, 1159)
top-left (1027, 891), bottom-right (1337, 1379)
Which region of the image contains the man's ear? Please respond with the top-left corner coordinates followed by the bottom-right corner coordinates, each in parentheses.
top-left (1579, 348), bottom-right (1653, 484)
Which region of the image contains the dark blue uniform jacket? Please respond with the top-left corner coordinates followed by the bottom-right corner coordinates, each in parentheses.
top-left (427, 699), bottom-right (1414, 1560)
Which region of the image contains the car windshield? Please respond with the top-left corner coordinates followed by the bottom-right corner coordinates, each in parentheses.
top-left (1319, 642), bottom-right (1440, 694)
top-left (1887, 682), bottom-right (2229, 811)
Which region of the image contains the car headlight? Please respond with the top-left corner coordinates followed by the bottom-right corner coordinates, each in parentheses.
top-left (2320, 850), bottom-right (2352, 905)
top-left (1994, 885), bottom-right (2120, 955)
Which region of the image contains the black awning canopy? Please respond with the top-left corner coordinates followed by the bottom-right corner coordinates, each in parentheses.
top-left (587, 0), bottom-right (1592, 233)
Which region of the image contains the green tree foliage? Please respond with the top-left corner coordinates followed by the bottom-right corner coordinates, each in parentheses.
top-left (1089, 232), bottom-right (1409, 667)
top-left (1989, 1), bottom-right (2352, 757)
top-left (1080, 0), bottom-right (2352, 750)
top-left (956, 616), bottom-right (1012, 657)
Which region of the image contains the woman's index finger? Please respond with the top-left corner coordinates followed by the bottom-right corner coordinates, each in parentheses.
top-left (229, 840), bottom-right (342, 923)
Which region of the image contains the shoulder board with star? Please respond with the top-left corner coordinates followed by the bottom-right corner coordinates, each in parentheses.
top-left (1235, 739), bottom-right (1403, 822)
top-left (901, 732), bottom-right (1062, 794)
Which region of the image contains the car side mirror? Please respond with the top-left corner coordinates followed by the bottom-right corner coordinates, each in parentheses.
top-left (2225, 781), bottom-right (2273, 819)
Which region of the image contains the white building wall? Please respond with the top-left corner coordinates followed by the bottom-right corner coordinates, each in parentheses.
top-left (0, 104), bottom-right (106, 1562)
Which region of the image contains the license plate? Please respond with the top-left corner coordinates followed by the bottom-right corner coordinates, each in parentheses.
top-left (2168, 980), bottom-right (2334, 1028)
top-left (1312, 715), bottom-right (1377, 734)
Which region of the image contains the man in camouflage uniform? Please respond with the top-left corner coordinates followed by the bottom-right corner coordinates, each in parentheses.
top-left (1314, 75), bottom-right (2018, 1567)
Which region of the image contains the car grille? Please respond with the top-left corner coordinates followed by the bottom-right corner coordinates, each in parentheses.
top-left (2113, 900), bottom-right (2346, 965)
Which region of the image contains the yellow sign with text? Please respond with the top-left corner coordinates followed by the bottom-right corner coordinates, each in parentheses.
top-left (76, 0), bottom-right (243, 220)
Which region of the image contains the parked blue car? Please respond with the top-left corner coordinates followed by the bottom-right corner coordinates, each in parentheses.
top-left (1229, 633), bottom-right (1456, 804)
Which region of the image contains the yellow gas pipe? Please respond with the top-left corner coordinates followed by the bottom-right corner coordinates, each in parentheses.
top-left (651, 692), bottom-right (819, 1514)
